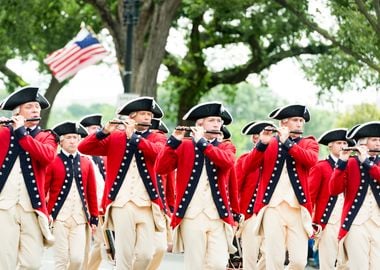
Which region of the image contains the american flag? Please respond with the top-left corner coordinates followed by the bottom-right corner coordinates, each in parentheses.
top-left (44, 28), bottom-right (108, 82)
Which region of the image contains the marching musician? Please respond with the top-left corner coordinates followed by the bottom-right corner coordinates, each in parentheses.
top-left (309, 128), bottom-right (354, 270)
top-left (330, 121), bottom-right (380, 269)
top-left (147, 118), bottom-right (175, 270)
top-left (237, 121), bottom-right (275, 270)
top-left (155, 101), bottom-right (241, 270)
top-left (78, 97), bottom-right (167, 270)
top-left (0, 86), bottom-right (57, 269)
top-left (80, 114), bottom-right (108, 269)
top-left (79, 114), bottom-right (106, 269)
top-left (46, 121), bottom-right (99, 270)
top-left (242, 104), bottom-right (319, 270)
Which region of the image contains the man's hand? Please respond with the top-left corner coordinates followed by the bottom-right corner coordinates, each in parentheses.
top-left (277, 126), bottom-right (290, 144)
top-left (357, 145), bottom-right (368, 163)
top-left (124, 119), bottom-right (136, 139)
top-left (103, 119), bottom-right (121, 134)
top-left (191, 126), bottom-right (205, 143)
top-left (12, 115), bottom-right (25, 129)
top-left (339, 148), bottom-right (352, 162)
top-left (259, 126), bottom-right (275, 144)
top-left (172, 127), bottom-right (186, 141)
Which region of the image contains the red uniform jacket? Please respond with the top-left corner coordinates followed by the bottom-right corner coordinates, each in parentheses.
top-left (236, 152), bottom-right (260, 220)
top-left (157, 171), bottom-right (176, 215)
top-left (243, 136), bottom-right (319, 215)
top-left (0, 125), bottom-right (57, 217)
top-left (330, 156), bottom-right (380, 239)
top-left (45, 152), bottom-right (99, 225)
top-left (78, 130), bottom-right (166, 211)
top-left (155, 136), bottom-right (239, 228)
top-left (308, 156), bottom-right (337, 229)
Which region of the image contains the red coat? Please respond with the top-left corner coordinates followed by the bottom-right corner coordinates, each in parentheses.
top-left (158, 171), bottom-right (176, 214)
top-left (243, 136), bottom-right (319, 215)
top-left (0, 125), bottom-right (57, 217)
top-left (308, 157), bottom-right (337, 229)
top-left (236, 152), bottom-right (260, 220)
top-left (45, 153), bottom-right (99, 225)
top-left (78, 130), bottom-right (166, 211)
top-left (156, 136), bottom-right (238, 228)
top-left (330, 157), bottom-right (380, 239)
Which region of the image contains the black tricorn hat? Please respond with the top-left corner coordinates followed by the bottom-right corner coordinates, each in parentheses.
top-left (347, 121), bottom-right (380, 140)
top-left (117, 96), bottom-right (163, 118)
top-left (0, 86), bottom-right (50, 111)
top-left (268, 104), bottom-right (310, 122)
top-left (221, 125), bottom-right (231, 139)
top-left (150, 118), bottom-right (169, 133)
top-left (53, 121), bottom-right (88, 138)
top-left (79, 114), bottom-right (103, 127)
top-left (182, 101), bottom-right (233, 125)
top-left (241, 120), bottom-right (276, 135)
top-left (317, 128), bottom-right (355, 146)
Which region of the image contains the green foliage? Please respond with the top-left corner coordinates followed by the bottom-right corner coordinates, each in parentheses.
top-left (165, 0), bottom-right (330, 122)
top-left (47, 103), bottom-right (116, 128)
top-left (0, 0), bottom-right (101, 91)
top-left (300, 1), bottom-right (380, 92)
top-left (335, 103), bottom-right (380, 128)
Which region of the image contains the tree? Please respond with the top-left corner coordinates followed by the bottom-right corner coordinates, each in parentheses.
top-left (0, 0), bottom-right (103, 126)
top-left (335, 103), bottom-right (380, 128)
top-left (0, 0), bottom-right (180, 127)
top-left (163, 0), bottom-right (331, 124)
top-left (84, 0), bottom-right (180, 97)
top-left (273, 0), bottom-right (380, 95)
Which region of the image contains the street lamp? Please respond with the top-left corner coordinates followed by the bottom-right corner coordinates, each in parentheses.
top-left (123, 0), bottom-right (140, 93)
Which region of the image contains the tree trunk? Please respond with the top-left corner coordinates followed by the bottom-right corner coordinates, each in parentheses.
top-left (40, 77), bottom-right (65, 128)
top-left (134, 0), bottom-right (181, 98)
top-left (111, 0), bottom-right (182, 98)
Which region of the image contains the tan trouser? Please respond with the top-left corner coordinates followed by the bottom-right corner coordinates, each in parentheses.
top-left (146, 230), bottom-right (167, 270)
top-left (180, 212), bottom-right (229, 270)
top-left (111, 202), bottom-right (155, 270)
top-left (241, 215), bottom-right (265, 270)
top-left (0, 205), bottom-right (44, 270)
top-left (318, 223), bottom-right (342, 270)
top-left (344, 219), bottom-right (380, 270)
top-left (87, 220), bottom-right (104, 269)
top-left (53, 217), bottom-right (87, 270)
top-left (262, 202), bottom-right (308, 270)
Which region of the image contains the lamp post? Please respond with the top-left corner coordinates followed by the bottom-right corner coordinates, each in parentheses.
top-left (123, 0), bottom-right (140, 94)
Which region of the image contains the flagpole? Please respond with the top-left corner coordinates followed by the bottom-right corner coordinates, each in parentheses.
top-left (123, 0), bottom-right (140, 94)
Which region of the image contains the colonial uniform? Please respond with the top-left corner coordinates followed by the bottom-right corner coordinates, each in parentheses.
top-left (147, 118), bottom-right (175, 270)
top-left (309, 128), bottom-right (354, 270)
top-left (243, 105), bottom-right (319, 270)
top-left (80, 114), bottom-right (108, 269)
top-left (330, 121), bottom-right (380, 270)
top-left (0, 86), bottom-right (57, 269)
top-left (78, 97), bottom-right (166, 270)
top-left (46, 121), bottom-right (99, 270)
top-left (236, 121), bottom-right (275, 270)
top-left (156, 102), bottom-right (240, 270)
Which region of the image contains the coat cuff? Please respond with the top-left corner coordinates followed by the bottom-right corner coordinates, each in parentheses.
top-left (282, 138), bottom-right (296, 151)
top-left (128, 133), bottom-right (141, 146)
top-left (90, 216), bottom-right (99, 226)
top-left (335, 159), bottom-right (347, 170)
top-left (255, 141), bottom-right (268, 152)
top-left (14, 126), bottom-right (28, 140)
top-left (362, 157), bottom-right (375, 170)
top-left (96, 129), bottom-right (110, 140)
top-left (196, 138), bottom-right (209, 152)
top-left (167, 135), bottom-right (182, 149)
